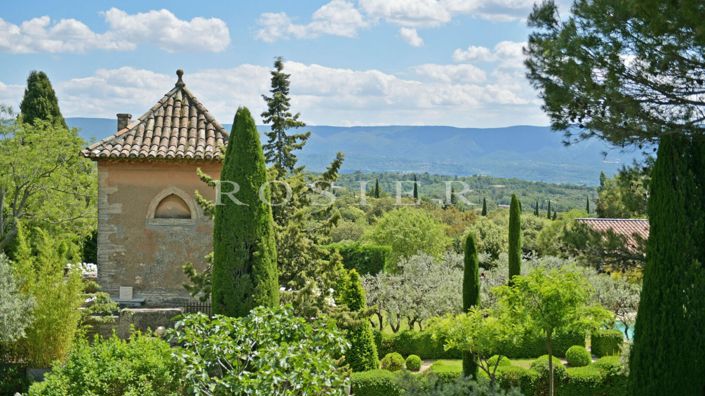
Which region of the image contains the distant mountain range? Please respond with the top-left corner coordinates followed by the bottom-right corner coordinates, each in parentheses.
top-left (67, 117), bottom-right (641, 185)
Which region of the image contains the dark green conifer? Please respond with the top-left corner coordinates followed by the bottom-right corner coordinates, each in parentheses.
top-left (508, 194), bottom-right (522, 285)
top-left (629, 134), bottom-right (705, 395)
top-left (462, 233), bottom-right (480, 378)
top-left (481, 198), bottom-right (488, 216)
top-left (552, 211), bottom-right (557, 220)
top-left (19, 71), bottom-right (67, 128)
top-left (547, 200), bottom-right (552, 219)
top-left (374, 178), bottom-right (380, 198)
top-left (413, 174), bottom-right (419, 200)
top-left (534, 200), bottom-right (540, 216)
top-left (261, 57), bottom-right (310, 175)
top-left (586, 196), bottom-right (591, 214)
top-left (341, 270), bottom-right (379, 371)
top-left (212, 107), bottom-right (278, 317)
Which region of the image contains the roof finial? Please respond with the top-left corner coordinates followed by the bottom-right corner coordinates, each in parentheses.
top-left (176, 69), bottom-right (185, 87)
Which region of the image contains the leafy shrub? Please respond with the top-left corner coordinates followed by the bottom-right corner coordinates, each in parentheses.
top-left (0, 254), bottom-right (34, 343)
top-left (28, 334), bottom-right (183, 396)
top-left (592, 356), bottom-right (622, 373)
top-left (530, 355), bottom-right (567, 380)
top-left (565, 345), bottom-right (592, 367)
top-left (496, 366), bottom-right (539, 395)
top-left (591, 329), bottom-right (623, 357)
top-left (0, 363), bottom-right (29, 395)
top-left (487, 355), bottom-right (512, 367)
top-left (169, 306), bottom-right (350, 395)
top-left (427, 360), bottom-right (462, 375)
top-left (329, 242), bottom-right (390, 275)
top-left (380, 352), bottom-right (405, 371)
top-left (405, 355), bottom-right (422, 372)
top-left (351, 369), bottom-right (403, 396)
top-left (562, 366), bottom-right (607, 396)
top-left (14, 230), bottom-right (84, 367)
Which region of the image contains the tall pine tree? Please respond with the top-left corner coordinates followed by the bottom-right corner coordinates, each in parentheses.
top-left (481, 198), bottom-right (488, 216)
top-left (534, 200), bottom-right (540, 216)
top-left (261, 57), bottom-right (311, 175)
top-left (508, 194), bottom-right (522, 285)
top-left (19, 71), bottom-right (67, 128)
top-left (586, 196), bottom-right (591, 214)
top-left (374, 178), bottom-right (380, 198)
top-left (628, 134), bottom-right (705, 395)
top-left (462, 233), bottom-right (480, 378)
top-left (212, 107), bottom-right (278, 317)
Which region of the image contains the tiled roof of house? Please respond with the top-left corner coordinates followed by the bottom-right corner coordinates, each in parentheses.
top-left (576, 218), bottom-right (649, 248)
top-left (83, 70), bottom-right (228, 161)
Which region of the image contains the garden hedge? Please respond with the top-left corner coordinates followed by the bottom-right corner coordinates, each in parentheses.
top-left (591, 329), bottom-right (623, 357)
top-left (328, 242), bottom-right (391, 275)
top-left (351, 369), bottom-right (403, 396)
top-left (375, 330), bottom-right (585, 360)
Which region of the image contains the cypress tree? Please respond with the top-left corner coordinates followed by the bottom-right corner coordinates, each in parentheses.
top-left (508, 194), bottom-right (522, 285)
top-left (552, 211), bottom-right (557, 221)
top-left (450, 185), bottom-right (457, 205)
top-left (412, 174), bottom-right (419, 200)
top-left (374, 178), bottom-right (380, 198)
top-left (481, 198), bottom-right (488, 216)
top-left (341, 269), bottom-right (379, 371)
top-left (19, 71), bottom-right (67, 128)
top-left (212, 107), bottom-right (278, 317)
top-left (628, 134), bottom-right (705, 395)
top-left (462, 233), bottom-right (480, 378)
top-left (586, 196), bottom-right (591, 214)
top-left (546, 200), bottom-right (552, 219)
top-left (534, 200), bottom-right (540, 216)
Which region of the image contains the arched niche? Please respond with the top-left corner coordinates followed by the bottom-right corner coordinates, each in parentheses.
top-left (146, 187), bottom-right (198, 225)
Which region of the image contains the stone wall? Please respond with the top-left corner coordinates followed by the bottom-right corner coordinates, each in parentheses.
top-left (97, 160), bottom-right (221, 306)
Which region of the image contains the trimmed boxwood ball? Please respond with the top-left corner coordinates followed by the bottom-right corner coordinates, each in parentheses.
top-left (380, 352), bottom-right (405, 372)
top-left (566, 345), bottom-right (592, 367)
top-left (405, 355), bottom-right (422, 372)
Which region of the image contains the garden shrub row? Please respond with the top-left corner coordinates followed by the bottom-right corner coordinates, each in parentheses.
top-left (352, 355), bottom-right (627, 396)
top-left (328, 242), bottom-right (391, 275)
top-left (375, 330), bottom-right (585, 359)
top-left (495, 356), bottom-right (626, 396)
top-left (591, 329), bottom-right (623, 357)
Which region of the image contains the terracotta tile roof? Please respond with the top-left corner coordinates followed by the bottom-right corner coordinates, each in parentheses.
top-left (576, 218), bottom-right (649, 248)
top-left (83, 70), bottom-right (228, 161)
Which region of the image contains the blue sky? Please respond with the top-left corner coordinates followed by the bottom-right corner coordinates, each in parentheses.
top-left (0, 0), bottom-right (567, 126)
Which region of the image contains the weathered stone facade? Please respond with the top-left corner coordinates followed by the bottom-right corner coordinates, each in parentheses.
top-left (97, 161), bottom-right (220, 306)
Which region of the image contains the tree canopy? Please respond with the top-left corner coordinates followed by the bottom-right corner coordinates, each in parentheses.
top-left (526, 0), bottom-right (705, 146)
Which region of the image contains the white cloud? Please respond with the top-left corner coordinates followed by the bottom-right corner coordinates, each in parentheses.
top-left (453, 40), bottom-right (525, 68)
top-left (399, 27), bottom-right (424, 47)
top-left (1, 60), bottom-right (544, 127)
top-left (359, 0), bottom-right (540, 25)
top-left (0, 8), bottom-right (229, 54)
top-left (256, 0), bottom-right (367, 42)
top-left (413, 63), bottom-right (486, 83)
